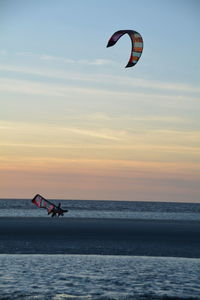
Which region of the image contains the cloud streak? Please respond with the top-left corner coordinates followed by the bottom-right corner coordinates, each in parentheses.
top-left (0, 76), bottom-right (199, 105)
top-left (1, 120), bottom-right (199, 165)
top-left (0, 63), bottom-right (199, 95)
top-left (15, 52), bottom-right (114, 66)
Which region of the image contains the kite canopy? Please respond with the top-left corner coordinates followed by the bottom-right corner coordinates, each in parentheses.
top-left (107, 30), bottom-right (143, 68)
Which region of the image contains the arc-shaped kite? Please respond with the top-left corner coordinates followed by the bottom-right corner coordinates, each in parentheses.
top-left (107, 30), bottom-right (143, 68)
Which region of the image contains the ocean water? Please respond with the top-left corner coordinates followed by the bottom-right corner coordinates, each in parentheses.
top-left (0, 254), bottom-right (199, 300)
top-left (0, 198), bottom-right (200, 221)
top-left (1, 199), bottom-right (200, 299)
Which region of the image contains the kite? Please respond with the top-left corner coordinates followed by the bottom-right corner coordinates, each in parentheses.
top-left (107, 29), bottom-right (143, 68)
top-left (31, 194), bottom-right (68, 217)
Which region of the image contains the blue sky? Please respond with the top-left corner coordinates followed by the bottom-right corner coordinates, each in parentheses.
top-left (1, 0), bottom-right (199, 80)
top-left (0, 0), bottom-right (199, 201)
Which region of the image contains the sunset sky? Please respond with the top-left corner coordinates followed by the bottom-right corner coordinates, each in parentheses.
top-left (0, 0), bottom-right (199, 202)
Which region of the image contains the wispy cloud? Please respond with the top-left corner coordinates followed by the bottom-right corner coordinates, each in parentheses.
top-left (1, 121), bottom-right (199, 152)
top-left (62, 127), bottom-right (126, 141)
top-left (0, 78), bottom-right (65, 97)
top-left (15, 51), bottom-right (114, 66)
top-left (0, 120), bottom-right (127, 144)
top-left (86, 113), bottom-right (190, 124)
top-left (40, 56), bottom-right (114, 66)
top-left (0, 63), bottom-right (199, 96)
top-left (39, 54), bottom-right (75, 64)
top-left (0, 74), bottom-right (199, 104)
top-left (118, 77), bottom-right (200, 94)
top-left (77, 58), bottom-right (114, 66)
top-left (1, 118), bottom-right (199, 201)
top-left (39, 54), bottom-right (115, 66)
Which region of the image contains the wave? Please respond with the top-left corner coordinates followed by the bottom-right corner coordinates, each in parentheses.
top-left (0, 293), bottom-right (199, 300)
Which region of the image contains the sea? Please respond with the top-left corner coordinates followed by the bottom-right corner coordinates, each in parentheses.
top-left (0, 199), bottom-right (200, 300)
top-left (1, 198), bottom-right (200, 220)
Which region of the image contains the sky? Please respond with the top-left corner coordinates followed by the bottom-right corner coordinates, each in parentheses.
top-left (0, 0), bottom-right (200, 202)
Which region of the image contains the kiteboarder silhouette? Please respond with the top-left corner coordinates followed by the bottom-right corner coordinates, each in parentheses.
top-left (32, 194), bottom-right (68, 217)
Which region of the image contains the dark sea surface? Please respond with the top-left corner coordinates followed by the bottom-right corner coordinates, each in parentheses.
top-left (0, 254), bottom-right (199, 300)
top-left (0, 199), bottom-right (200, 299)
top-left (0, 198), bottom-right (200, 220)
